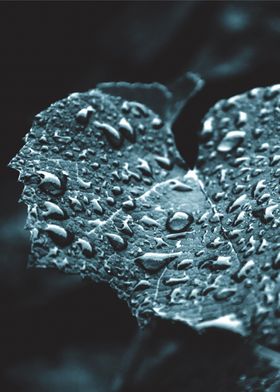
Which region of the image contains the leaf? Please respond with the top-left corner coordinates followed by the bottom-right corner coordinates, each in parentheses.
top-left (9, 77), bottom-right (280, 346)
top-left (197, 85), bottom-right (280, 346)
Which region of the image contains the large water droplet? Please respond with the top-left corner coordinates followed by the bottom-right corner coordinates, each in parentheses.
top-left (166, 211), bottom-right (193, 233)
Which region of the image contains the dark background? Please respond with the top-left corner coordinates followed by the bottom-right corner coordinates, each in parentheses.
top-left (1, 1), bottom-right (280, 391)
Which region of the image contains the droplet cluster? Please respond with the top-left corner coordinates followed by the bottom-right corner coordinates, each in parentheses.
top-left (198, 84), bottom-right (280, 345)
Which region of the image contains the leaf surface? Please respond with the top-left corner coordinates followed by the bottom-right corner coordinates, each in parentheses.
top-left (10, 78), bottom-right (280, 345)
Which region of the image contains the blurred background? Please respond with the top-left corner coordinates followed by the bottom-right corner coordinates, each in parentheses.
top-left (1, 1), bottom-right (280, 391)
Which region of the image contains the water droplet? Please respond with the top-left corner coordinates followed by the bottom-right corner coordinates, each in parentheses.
top-left (201, 117), bottom-right (213, 140)
top-left (228, 194), bottom-right (247, 212)
top-left (263, 85), bottom-right (280, 100)
top-left (45, 224), bottom-right (73, 246)
top-left (252, 204), bottom-right (278, 223)
top-left (91, 199), bottom-right (104, 215)
top-left (119, 117), bottom-right (135, 142)
top-left (119, 217), bottom-right (133, 236)
top-left (170, 180), bottom-right (193, 192)
top-left (112, 186), bottom-right (122, 196)
top-left (42, 201), bottom-right (65, 219)
top-left (272, 252), bottom-right (280, 269)
top-left (94, 121), bottom-right (123, 147)
top-left (252, 127), bottom-right (264, 139)
top-left (177, 259), bottom-right (193, 270)
top-left (201, 255), bottom-right (232, 270)
top-left (135, 252), bottom-right (182, 273)
top-left (217, 130), bottom-right (245, 153)
top-left (37, 170), bottom-right (67, 196)
top-left (233, 211), bottom-right (245, 226)
top-left (121, 101), bottom-right (130, 113)
top-left (155, 155), bottom-right (173, 170)
top-left (163, 275), bottom-right (189, 286)
top-left (122, 199), bottom-right (136, 211)
top-left (105, 233), bottom-right (127, 251)
top-left (270, 154), bottom-right (280, 166)
top-left (151, 117), bottom-right (163, 129)
top-left (166, 211), bottom-right (194, 233)
top-left (214, 288), bottom-right (236, 301)
top-left (76, 106), bottom-right (94, 124)
top-left (76, 238), bottom-right (95, 257)
top-left (252, 179), bottom-right (266, 199)
top-left (235, 111), bottom-right (247, 127)
top-left (233, 259), bottom-right (255, 282)
top-left (137, 158), bottom-right (152, 176)
top-left (133, 280), bottom-right (151, 291)
top-left (77, 177), bottom-right (92, 189)
top-left (140, 215), bottom-right (159, 227)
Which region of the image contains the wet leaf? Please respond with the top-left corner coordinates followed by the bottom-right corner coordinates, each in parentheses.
top-left (9, 77), bottom-right (280, 346)
top-left (197, 85), bottom-right (280, 346)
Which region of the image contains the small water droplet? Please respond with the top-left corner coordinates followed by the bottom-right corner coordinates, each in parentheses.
top-left (235, 111), bottom-right (247, 127)
top-left (137, 158), bottom-right (152, 176)
top-left (155, 155), bottom-right (173, 170)
top-left (217, 130), bottom-right (245, 153)
top-left (45, 224), bottom-right (73, 246)
top-left (119, 117), bottom-right (135, 142)
top-left (228, 194), bottom-right (247, 213)
top-left (37, 170), bottom-right (67, 196)
top-left (135, 252), bottom-right (182, 273)
top-left (140, 215), bottom-right (159, 227)
top-left (272, 252), bottom-right (280, 269)
top-left (94, 121), bottom-right (123, 147)
top-left (42, 201), bottom-right (65, 219)
top-left (76, 106), bottom-right (94, 124)
top-left (214, 288), bottom-right (236, 301)
top-left (91, 199), bottom-right (104, 215)
top-left (76, 238), bottom-right (95, 257)
top-left (122, 199), bottom-right (136, 211)
top-left (201, 117), bottom-right (214, 140)
top-left (170, 180), bottom-right (193, 192)
top-left (177, 259), bottom-right (193, 270)
top-left (151, 117), bottom-right (163, 129)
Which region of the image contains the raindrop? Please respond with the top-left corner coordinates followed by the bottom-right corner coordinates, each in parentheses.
top-left (119, 117), bottom-right (135, 142)
top-left (217, 130), bottom-right (245, 153)
top-left (42, 201), bottom-right (65, 219)
top-left (37, 170), bottom-right (67, 196)
top-left (106, 233), bottom-right (127, 251)
top-left (76, 106), bottom-right (94, 125)
top-left (166, 211), bottom-right (194, 233)
top-left (94, 121), bottom-right (123, 147)
top-left (45, 224), bottom-right (73, 246)
top-left (135, 252), bottom-right (182, 273)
